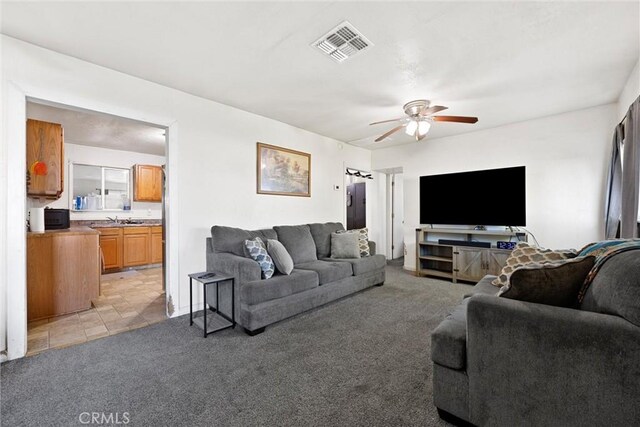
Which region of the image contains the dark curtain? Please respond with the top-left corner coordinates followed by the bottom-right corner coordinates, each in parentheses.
top-left (621, 96), bottom-right (640, 238)
top-left (604, 125), bottom-right (624, 239)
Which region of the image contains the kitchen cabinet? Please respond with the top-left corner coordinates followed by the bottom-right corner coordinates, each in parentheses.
top-left (150, 226), bottom-right (163, 264)
top-left (98, 228), bottom-right (123, 271)
top-left (123, 227), bottom-right (151, 267)
top-left (95, 225), bottom-right (163, 271)
top-left (26, 119), bottom-right (64, 199)
top-left (133, 164), bottom-right (163, 202)
top-left (27, 227), bottom-right (100, 321)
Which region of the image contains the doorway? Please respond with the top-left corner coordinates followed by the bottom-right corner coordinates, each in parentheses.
top-left (346, 182), bottom-right (366, 230)
top-left (390, 173), bottom-right (404, 263)
top-left (25, 100), bottom-right (168, 356)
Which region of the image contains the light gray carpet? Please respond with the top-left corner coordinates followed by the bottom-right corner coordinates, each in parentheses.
top-left (1, 265), bottom-right (469, 426)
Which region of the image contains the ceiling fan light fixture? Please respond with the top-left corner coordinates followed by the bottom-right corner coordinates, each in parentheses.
top-left (418, 120), bottom-right (431, 136)
top-left (405, 120), bottom-right (418, 136)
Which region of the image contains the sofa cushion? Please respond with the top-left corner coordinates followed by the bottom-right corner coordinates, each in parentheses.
top-left (244, 237), bottom-right (275, 279)
top-left (274, 225), bottom-right (318, 265)
top-left (211, 226), bottom-right (277, 257)
top-left (464, 275), bottom-right (499, 299)
top-left (330, 232), bottom-right (361, 259)
top-left (498, 256), bottom-right (595, 307)
top-left (431, 298), bottom-right (469, 370)
top-left (581, 250), bottom-right (640, 326)
top-left (295, 260), bottom-right (353, 285)
top-left (492, 242), bottom-right (577, 287)
top-left (336, 228), bottom-right (370, 257)
top-left (240, 269), bottom-right (319, 305)
top-left (308, 222), bottom-right (344, 258)
top-left (326, 254), bottom-right (386, 276)
top-left (266, 239), bottom-right (294, 275)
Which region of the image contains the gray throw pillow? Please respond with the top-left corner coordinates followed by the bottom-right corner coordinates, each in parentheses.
top-left (498, 256), bottom-right (595, 307)
top-left (267, 239), bottom-right (294, 275)
top-left (273, 225), bottom-right (318, 265)
top-left (336, 228), bottom-right (370, 257)
top-left (330, 232), bottom-right (361, 259)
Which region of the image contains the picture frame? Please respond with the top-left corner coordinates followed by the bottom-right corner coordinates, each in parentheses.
top-left (257, 142), bottom-right (311, 197)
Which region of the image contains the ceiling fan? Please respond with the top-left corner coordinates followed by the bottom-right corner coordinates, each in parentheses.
top-left (370, 100), bottom-right (478, 142)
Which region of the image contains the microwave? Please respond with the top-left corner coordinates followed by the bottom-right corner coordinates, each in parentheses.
top-left (44, 208), bottom-right (70, 230)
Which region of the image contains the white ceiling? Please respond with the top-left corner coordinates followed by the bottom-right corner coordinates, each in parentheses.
top-left (27, 101), bottom-right (166, 156)
top-left (4, 2), bottom-right (639, 150)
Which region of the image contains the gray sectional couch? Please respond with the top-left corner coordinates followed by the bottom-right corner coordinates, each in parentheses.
top-left (206, 222), bottom-right (385, 335)
top-left (431, 250), bottom-right (640, 426)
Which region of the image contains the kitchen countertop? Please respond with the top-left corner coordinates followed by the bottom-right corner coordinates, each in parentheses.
top-left (71, 220), bottom-right (162, 228)
top-left (27, 226), bottom-right (99, 237)
top-left (88, 223), bottom-right (162, 228)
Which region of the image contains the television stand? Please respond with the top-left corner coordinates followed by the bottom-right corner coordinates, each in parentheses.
top-left (415, 227), bottom-right (526, 283)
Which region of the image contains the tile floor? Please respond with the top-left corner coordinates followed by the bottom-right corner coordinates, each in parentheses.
top-left (27, 267), bottom-right (166, 356)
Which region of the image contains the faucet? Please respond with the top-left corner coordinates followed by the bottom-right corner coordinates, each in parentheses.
top-left (106, 216), bottom-right (119, 224)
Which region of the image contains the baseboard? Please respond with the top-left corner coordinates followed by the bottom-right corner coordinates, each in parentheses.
top-left (403, 266), bottom-right (416, 272)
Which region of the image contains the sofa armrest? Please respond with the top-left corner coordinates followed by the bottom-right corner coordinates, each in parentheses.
top-left (206, 251), bottom-right (261, 284)
top-left (368, 240), bottom-right (376, 256)
top-left (466, 294), bottom-right (640, 426)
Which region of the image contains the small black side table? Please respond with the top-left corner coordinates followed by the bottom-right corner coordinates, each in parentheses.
top-left (189, 272), bottom-right (235, 337)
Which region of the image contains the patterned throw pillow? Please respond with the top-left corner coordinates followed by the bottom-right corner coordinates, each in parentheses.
top-left (244, 237), bottom-right (275, 280)
top-left (336, 228), bottom-right (370, 257)
top-left (491, 242), bottom-right (577, 287)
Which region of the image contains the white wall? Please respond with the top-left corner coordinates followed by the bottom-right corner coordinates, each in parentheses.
top-left (0, 36), bottom-right (372, 358)
top-left (617, 58), bottom-right (639, 120)
top-left (372, 104), bottom-right (618, 271)
top-left (27, 143), bottom-right (165, 220)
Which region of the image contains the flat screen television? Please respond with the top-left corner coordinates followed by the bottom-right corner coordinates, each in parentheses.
top-left (419, 166), bottom-right (526, 226)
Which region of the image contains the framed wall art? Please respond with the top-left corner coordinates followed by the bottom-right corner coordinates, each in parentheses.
top-left (257, 142), bottom-right (311, 197)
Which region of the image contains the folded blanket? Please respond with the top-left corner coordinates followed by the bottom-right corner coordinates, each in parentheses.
top-left (577, 239), bottom-right (640, 303)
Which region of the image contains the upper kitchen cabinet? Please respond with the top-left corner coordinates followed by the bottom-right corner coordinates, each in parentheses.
top-left (26, 119), bottom-right (64, 199)
top-left (133, 164), bottom-right (162, 202)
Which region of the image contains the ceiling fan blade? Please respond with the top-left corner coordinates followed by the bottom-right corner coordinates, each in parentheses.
top-left (432, 115), bottom-right (478, 124)
top-left (370, 117), bottom-right (405, 126)
top-left (419, 105), bottom-right (448, 116)
top-left (375, 124), bottom-right (406, 142)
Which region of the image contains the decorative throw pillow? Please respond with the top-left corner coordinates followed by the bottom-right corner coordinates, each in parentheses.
top-left (497, 256), bottom-right (595, 307)
top-left (336, 228), bottom-right (370, 257)
top-left (330, 232), bottom-right (361, 259)
top-left (491, 242), bottom-right (577, 288)
top-left (266, 239), bottom-right (294, 275)
top-left (244, 237), bottom-right (275, 279)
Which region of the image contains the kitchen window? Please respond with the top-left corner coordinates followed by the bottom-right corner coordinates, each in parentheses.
top-left (71, 163), bottom-right (131, 211)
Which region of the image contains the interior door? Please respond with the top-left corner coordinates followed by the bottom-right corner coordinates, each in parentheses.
top-left (392, 174), bottom-right (404, 259)
top-left (346, 182), bottom-right (366, 230)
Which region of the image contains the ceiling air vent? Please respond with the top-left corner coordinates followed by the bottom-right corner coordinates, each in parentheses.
top-left (312, 21), bottom-right (373, 63)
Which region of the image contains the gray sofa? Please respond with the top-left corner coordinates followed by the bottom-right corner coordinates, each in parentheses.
top-left (431, 250), bottom-right (640, 426)
top-left (206, 222), bottom-right (386, 335)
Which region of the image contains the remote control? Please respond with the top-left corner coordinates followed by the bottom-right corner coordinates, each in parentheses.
top-left (200, 272), bottom-right (216, 279)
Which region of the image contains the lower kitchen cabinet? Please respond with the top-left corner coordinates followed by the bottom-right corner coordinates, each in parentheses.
top-left (97, 225), bottom-right (163, 272)
top-left (98, 227), bottom-right (123, 270)
top-left (150, 226), bottom-right (163, 264)
top-left (27, 228), bottom-right (100, 321)
top-left (123, 228), bottom-right (150, 267)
